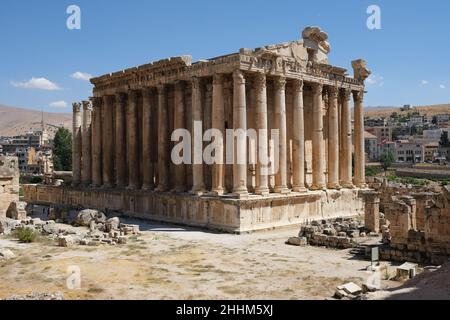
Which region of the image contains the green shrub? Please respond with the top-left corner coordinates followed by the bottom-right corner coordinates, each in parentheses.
top-left (13, 227), bottom-right (38, 243)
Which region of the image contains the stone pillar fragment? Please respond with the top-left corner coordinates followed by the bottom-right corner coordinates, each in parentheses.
top-left (156, 85), bottom-right (170, 192)
top-left (190, 78), bottom-right (206, 195)
top-left (311, 83), bottom-right (326, 190)
top-left (115, 92), bottom-right (127, 188)
top-left (353, 90), bottom-right (366, 188)
top-left (81, 101), bottom-right (92, 186)
top-left (173, 82), bottom-right (187, 193)
top-left (91, 97), bottom-right (103, 187)
top-left (327, 87), bottom-right (340, 189)
top-left (72, 102), bottom-right (82, 186)
top-left (142, 88), bottom-right (155, 191)
top-left (340, 89), bottom-right (353, 188)
top-left (127, 90), bottom-right (139, 190)
top-left (274, 76), bottom-right (289, 194)
top-left (254, 73), bottom-right (270, 196)
top-left (292, 79), bottom-right (307, 193)
top-left (364, 191), bottom-right (380, 233)
top-left (102, 95), bottom-right (115, 188)
top-left (211, 75), bottom-right (225, 195)
top-left (232, 70), bottom-right (248, 197)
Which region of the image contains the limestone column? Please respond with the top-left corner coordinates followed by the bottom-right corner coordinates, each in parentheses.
top-left (327, 87), bottom-right (340, 189)
top-left (115, 92), bottom-right (127, 188)
top-left (340, 89), bottom-right (353, 188)
top-left (127, 90), bottom-right (139, 190)
top-left (173, 82), bottom-right (186, 193)
top-left (292, 79), bottom-right (307, 193)
top-left (353, 90), bottom-right (366, 188)
top-left (142, 88), bottom-right (155, 191)
top-left (81, 101), bottom-right (92, 186)
top-left (101, 95), bottom-right (114, 188)
top-left (232, 70), bottom-right (248, 197)
top-left (190, 77), bottom-right (206, 195)
top-left (311, 83), bottom-right (326, 190)
top-left (273, 76), bottom-right (289, 194)
top-left (254, 73), bottom-right (270, 196)
top-left (72, 102), bottom-right (82, 186)
top-left (156, 85), bottom-right (169, 192)
top-left (91, 97), bottom-right (103, 187)
top-left (211, 75), bottom-right (225, 195)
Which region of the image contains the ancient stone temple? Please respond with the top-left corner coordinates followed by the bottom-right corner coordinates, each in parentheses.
top-left (24, 26), bottom-right (371, 233)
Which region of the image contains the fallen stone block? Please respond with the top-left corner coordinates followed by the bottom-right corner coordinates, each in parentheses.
top-left (0, 248), bottom-right (16, 260)
top-left (286, 237), bottom-right (307, 246)
top-left (58, 235), bottom-right (75, 247)
top-left (337, 282), bottom-right (363, 295)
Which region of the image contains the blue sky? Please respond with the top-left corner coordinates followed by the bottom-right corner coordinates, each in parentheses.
top-left (0, 0), bottom-right (449, 112)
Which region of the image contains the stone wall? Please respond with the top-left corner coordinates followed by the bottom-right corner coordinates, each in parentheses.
top-left (23, 185), bottom-right (364, 233)
top-left (0, 156), bottom-right (20, 218)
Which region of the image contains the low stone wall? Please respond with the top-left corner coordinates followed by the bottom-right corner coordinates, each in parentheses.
top-left (23, 185), bottom-right (365, 233)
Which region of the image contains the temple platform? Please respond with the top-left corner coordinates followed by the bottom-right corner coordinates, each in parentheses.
top-left (23, 185), bottom-right (365, 233)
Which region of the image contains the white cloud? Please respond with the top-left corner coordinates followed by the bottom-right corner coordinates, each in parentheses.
top-left (71, 71), bottom-right (92, 81)
top-left (49, 100), bottom-right (68, 108)
top-left (366, 75), bottom-right (384, 87)
top-left (439, 84), bottom-right (446, 89)
top-left (421, 80), bottom-right (429, 85)
top-left (11, 77), bottom-right (61, 90)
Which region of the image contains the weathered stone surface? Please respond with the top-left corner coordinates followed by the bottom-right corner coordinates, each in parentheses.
top-left (6, 201), bottom-right (27, 220)
top-left (0, 248), bottom-right (16, 260)
top-left (337, 282), bottom-right (362, 295)
top-left (286, 237), bottom-right (307, 246)
top-left (105, 217), bottom-right (120, 232)
top-left (74, 209), bottom-right (106, 227)
top-left (58, 235), bottom-right (75, 247)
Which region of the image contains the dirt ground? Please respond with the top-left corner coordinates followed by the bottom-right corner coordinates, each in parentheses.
top-left (0, 219), bottom-right (402, 300)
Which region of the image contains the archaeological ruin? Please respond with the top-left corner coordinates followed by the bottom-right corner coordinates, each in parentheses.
top-left (24, 26), bottom-right (372, 233)
top-left (0, 156), bottom-right (20, 218)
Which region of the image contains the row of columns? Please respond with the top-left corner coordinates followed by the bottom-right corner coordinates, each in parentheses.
top-left (72, 70), bottom-right (366, 195)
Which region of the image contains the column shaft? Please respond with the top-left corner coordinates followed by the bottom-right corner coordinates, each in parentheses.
top-left (102, 95), bottom-right (114, 188)
top-left (72, 103), bottom-right (82, 186)
top-left (232, 70), bottom-right (248, 197)
top-left (81, 101), bottom-right (92, 186)
top-left (211, 75), bottom-right (225, 195)
top-left (156, 85), bottom-right (169, 192)
top-left (327, 87), bottom-right (340, 189)
top-left (127, 91), bottom-right (139, 189)
top-left (174, 82), bottom-right (186, 192)
top-left (91, 98), bottom-right (103, 187)
top-left (311, 83), bottom-right (326, 190)
top-left (254, 73), bottom-right (270, 195)
top-left (115, 93), bottom-right (127, 188)
top-left (190, 78), bottom-right (206, 195)
top-left (292, 79), bottom-right (307, 192)
top-left (274, 77), bottom-right (289, 193)
top-left (340, 89), bottom-right (353, 188)
top-left (354, 90), bottom-right (366, 188)
top-left (142, 88), bottom-right (155, 190)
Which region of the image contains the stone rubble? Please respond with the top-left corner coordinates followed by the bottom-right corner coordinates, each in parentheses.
top-left (4, 292), bottom-right (64, 300)
top-left (0, 248), bottom-right (16, 260)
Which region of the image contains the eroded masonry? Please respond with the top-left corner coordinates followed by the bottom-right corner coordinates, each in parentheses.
top-left (24, 27), bottom-right (372, 233)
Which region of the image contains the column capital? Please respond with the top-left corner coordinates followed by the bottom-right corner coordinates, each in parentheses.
top-left (274, 76), bottom-right (287, 91)
top-left (72, 102), bottom-right (82, 113)
top-left (213, 73), bottom-right (224, 85)
top-left (174, 80), bottom-right (185, 91)
top-left (353, 90), bottom-right (364, 103)
top-left (115, 92), bottom-right (127, 103)
top-left (89, 96), bottom-right (103, 107)
top-left (81, 100), bottom-right (91, 112)
top-left (191, 77), bottom-right (201, 89)
top-left (292, 79), bottom-right (304, 93)
top-left (327, 86), bottom-right (339, 98)
top-left (340, 88), bottom-right (352, 101)
top-left (233, 70), bottom-right (245, 85)
top-left (310, 82), bottom-right (323, 95)
top-left (128, 89), bottom-right (139, 99)
top-left (254, 72), bottom-right (266, 93)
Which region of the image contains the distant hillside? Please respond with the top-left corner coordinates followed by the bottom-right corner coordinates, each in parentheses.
top-left (0, 104), bottom-right (71, 138)
top-left (365, 104), bottom-right (450, 118)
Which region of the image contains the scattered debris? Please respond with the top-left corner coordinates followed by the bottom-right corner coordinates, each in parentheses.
top-left (4, 292), bottom-right (64, 300)
top-left (0, 248), bottom-right (16, 260)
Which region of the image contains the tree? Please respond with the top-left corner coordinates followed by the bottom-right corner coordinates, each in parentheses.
top-left (53, 127), bottom-right (72, 171)
top-left (439, 131), bottom-right (450, 148)
top-left (380, 150), bottom-right (395, 175)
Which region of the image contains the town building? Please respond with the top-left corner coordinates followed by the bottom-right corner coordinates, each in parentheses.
top-left (395, 140), bottom-right (424, 163)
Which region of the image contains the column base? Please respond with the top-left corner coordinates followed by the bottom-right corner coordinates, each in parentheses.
top-left (126, 185), bottom-right (138, 191)
top-left (142, 184), bottom-right (155, 192)
top-left (190, 187), bottom-right (206, 196)
top-left (210, 187), bottom-right (225, 196)
top-left (292, 185), bottom-right (308, 193)
top-left (310, 184), bottom-right (326, 191)
top-left (102, 183), bottom-right (114, 189)
top-left (172, 186), bottom-right (187, 193)
top-left (340, 182), bottom-right (355, 189)
top-left (356, 183), bottom-right (368, 189)
top-left (327, 183), bottom-right (341, 190)
top-left (232, 191), bottom-right (249, 199)
top-left (255, 187), bottom-right (270, 196)
top-left (273, 186), bottom-right (291, 194)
